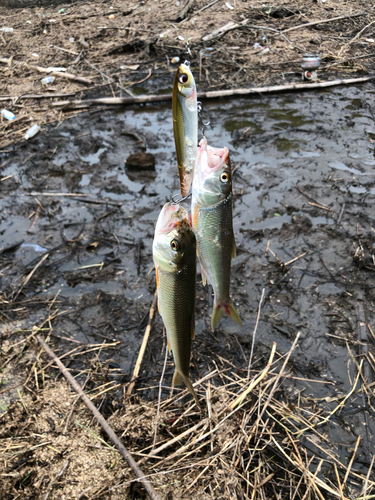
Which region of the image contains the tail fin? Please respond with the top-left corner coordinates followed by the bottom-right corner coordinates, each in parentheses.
top-left (211, 298), bottom-right (242, 330)
top-left (173, 369), bottom-right (200, 408)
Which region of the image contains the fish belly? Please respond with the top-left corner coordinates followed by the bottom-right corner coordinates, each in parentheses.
top-left (157, 263), bottom-right (195, 378)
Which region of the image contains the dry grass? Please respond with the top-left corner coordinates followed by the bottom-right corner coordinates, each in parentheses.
top-left (1, 316), bottom-right (374, 499)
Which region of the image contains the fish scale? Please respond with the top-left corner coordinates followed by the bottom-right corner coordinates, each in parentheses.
top-left (158, 260), bottom-right (196, 378)
top-left (195, 194), bottom-right (234, 301)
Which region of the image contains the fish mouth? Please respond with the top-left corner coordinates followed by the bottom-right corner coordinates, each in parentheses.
top-left (198, 137), bottom-right (229, 172)
top-left (155, 202), bottom-right (189, 234)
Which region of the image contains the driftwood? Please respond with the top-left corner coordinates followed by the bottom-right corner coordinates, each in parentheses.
top-left (36, 335), bottom-right (161, 500)
top-left (0, 58), bottom-right (93, 85)
top-left (51, 75), bottom-right (375, 110)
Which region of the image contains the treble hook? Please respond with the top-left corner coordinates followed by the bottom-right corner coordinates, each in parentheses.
top-left (197, 100), bottom-right (211, 137)
top-left (171, 192), bottom-right (192, 205)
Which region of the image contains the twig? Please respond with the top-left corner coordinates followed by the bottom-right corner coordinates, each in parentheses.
top-left (334, 463), bottom-right (346, 500)
top-left (342, 435), bottom-right (361, 489)
top-left (0, 58), bottom-right (93, 85)
top-left (247, 288), bottom-right (265, 377)
top-left (51, 76), bottom-right (375, 109)
top-left (297, 360), bottom-right (363, 434)
top-left (126, 291), bottom-right (158, 396)
top-left (43, 459), bottom-right (70, 500)
top-left (36, 335), bottom-right (161, 500)
top-left (284, 252), bottom-right (307, 266)
top-left (282, 12), bottom-right (366, 33)
top-left (232, 342), bottom-right (276, 410)
top-left (152, 344), bottom-right (168, 450)
top-left (0, 93), bottom-right (76, 102)
top-left (196, 0), bottom-right (220, 14)
top-left (13, 253), bottom-right (49, 302)
top-left (336, 203), bottom-right (346, 226)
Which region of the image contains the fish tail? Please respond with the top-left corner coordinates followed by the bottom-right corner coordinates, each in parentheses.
top-left (173, 370), bottom-right (200, 408)
top-left (211, 298), bottom-right (242, 329)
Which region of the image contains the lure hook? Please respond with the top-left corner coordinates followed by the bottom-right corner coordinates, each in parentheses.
top-left (171, 192), bottom-right (192, 205)
top-left (197, 100), bottom-right (211, 137)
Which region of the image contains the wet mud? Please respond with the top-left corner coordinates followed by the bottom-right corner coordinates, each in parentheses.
top-left (1, 83), bottom-right (375, 492)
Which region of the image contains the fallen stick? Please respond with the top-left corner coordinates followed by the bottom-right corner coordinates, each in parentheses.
top-left (0, 58), bottom-right (93, 85)
top-left (36, 335), bottom-right (161, 500)
top-left (0, 93), bottom-right (76, 102)
top-left (282, 12), bottom-right (366, 33)
top-left (202, 18), bottom-right (249, 42)
top-left (51, 75), bottom-right (375, 110)
top-left (126, 290), bottom-right (158, 396)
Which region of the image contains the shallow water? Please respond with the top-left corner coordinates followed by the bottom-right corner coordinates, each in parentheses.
top-left (1, 84), bottom-right (375, 481)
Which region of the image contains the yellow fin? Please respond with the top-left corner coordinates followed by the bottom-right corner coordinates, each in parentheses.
top-left (173, 370), bottom-right (200, 408)
top-left (232, 235), bottom-right (237, 259)
top-left (229, 299), bottom-right (242, 326)
top-left (211, 303), bottom-right (225, 330)
top-left (211, 299), bottom-right (242, 329)
top-left (182, 374), bottom-right (200, 408)
top-left (201, 268), bottom-right (207, 286)
top-left (173, 370), bottom-right (183, 386)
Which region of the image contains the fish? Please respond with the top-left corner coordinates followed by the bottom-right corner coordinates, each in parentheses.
top-left (172, 62), bottom-right (198, 197)
top-left (152, 202), bottom-right (199, 405)
top-left (191, 137), bottom-right (242, 330)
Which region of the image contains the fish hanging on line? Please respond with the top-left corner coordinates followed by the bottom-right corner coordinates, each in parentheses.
top-left (191, 137), bottom-right (242, 330)
top-left (172, 62), bottom-right (198, 197)
top-left (152, 202), bottom-right (199, 406)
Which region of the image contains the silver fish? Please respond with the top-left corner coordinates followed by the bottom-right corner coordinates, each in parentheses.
top-left (192, 138), bottom-right (242, 330)
top-left (153, 202), bottom-right (199, 405)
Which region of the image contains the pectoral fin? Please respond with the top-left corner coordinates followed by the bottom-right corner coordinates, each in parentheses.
top-left (201, 268), bottom-right (207, 286)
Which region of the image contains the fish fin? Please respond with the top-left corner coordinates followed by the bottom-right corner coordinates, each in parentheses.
top-left (191, 203), bottom-right (199, 231)
top-left (182, 374), bottom-right (200, 408)
top-left (155, 268), bottom-right (161, 314)
top-left (191, 317), bottom-right (195, 340)
top-left (211, 298), bottom-right (242, 329)
top-left (228, 299), bottom-right (242, 326)
top-left (231, 235), bottom-right (237, 259)
top-left (201, 268), bottom-right (207, 286)
top-left (211, 301), bottom-right (225, 330)
top-left (173, 369), bottom-right (183, 386)
top-left (167, 334), bottom-right (172, 353)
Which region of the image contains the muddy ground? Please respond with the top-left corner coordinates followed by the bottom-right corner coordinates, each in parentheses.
top-left (1, 1), bottom-right (375, 499)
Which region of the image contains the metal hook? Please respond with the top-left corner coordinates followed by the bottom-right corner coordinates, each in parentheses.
top-left (197, 100), bottom-right (211, 137)
top-left (171, 192), bottom-right (192, 205)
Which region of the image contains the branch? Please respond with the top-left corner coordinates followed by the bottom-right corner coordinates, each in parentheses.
top-left (36, 335), bottom-right (161, 500)
top-left (51, 75), bottom-right (375, 110)
top-left (282, 12), bottom-right (366, 34)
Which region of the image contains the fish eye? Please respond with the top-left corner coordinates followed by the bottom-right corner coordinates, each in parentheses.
top-left (220, 172), bottom-right (229, 183)
top-left (170, 239), bottom-right (180, 251)
top-left (179, 73), bottom-right (189, 84)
